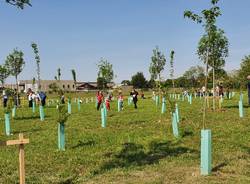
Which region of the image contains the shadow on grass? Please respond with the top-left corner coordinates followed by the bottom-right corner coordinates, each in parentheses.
top-left (14, 115), bottom-right (51, 120)
top-left (223, 105), bottom-right (250, 109)
top-left (12, 127), bottom-right (43, 134)
top-left (93, 141), bottom-right (198, 175)
top-left (182, 130), bottom-right (194, 138)
top-left (212, 162), bottom-right (228, 172)
top-left (72, 140), bottom-right (96, 149)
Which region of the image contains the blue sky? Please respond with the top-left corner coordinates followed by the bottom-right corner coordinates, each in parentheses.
top-left (0, 0), bottom-right (250, 83)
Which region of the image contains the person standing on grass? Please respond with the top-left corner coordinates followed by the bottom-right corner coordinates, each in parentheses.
top-left (38, 91), bottom-right (47, 106)
top-left (28, 92), bottom-right (33, 107)
top-left (97, 91), bottom-right (104, 110)
top-left (118, 92), bottom-right (124, 110)
top-left (247, 75), bottom-right (250, 105)
top-left (2, 90), bottom-right (8, 108)
top-left (61, 94), bottom-right (65, 104)
top-left (105, 92), bottom-right (111, 111)
top-left (130, 89), bottom-right (138, 109)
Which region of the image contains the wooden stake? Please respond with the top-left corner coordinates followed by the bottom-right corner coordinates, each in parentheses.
top-left (0, 133), bottom-right (29, 184)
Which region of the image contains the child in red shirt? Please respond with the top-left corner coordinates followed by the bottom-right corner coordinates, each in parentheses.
top-left (97, 91), bottom-right (104, 110)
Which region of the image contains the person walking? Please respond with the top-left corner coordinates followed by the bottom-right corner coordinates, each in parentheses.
top-left (130, 89), bottom-right (138, 109)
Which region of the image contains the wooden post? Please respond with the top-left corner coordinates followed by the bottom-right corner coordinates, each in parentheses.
top-left (0, 133), bottom-right (29, 184)
top-left (19, 134), bottom-right (25, 184)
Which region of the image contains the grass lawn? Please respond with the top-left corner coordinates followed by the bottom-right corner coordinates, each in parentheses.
top-left (0, 92), bottom-right (250, 183)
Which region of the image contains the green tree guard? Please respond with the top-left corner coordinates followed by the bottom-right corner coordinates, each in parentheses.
top-left (189, 94), bottom-right (192, 105)
top-left (118, 99), bottom-right (122, 112)
top-left (68, 102), bottom-right (72, 114)
top-left (32, 101), bottom-right (36, 113)
top-left (201, 129), bottom-right (212, 175)
top-left (103, 103), bottom-right (107, 117)
top-left (171, 112), bottom-right (179, 138)
top-left (239, 100), bottom-right (244, 118)
top-left (4, 113), bottom-right (11, 136)
top-left (161, 97), bottom-right (166, 114)
top-left (101, 108), bottom-right (106, 128)
top-left (58, 123), bottom-right (65, 151)
top-left (155, 96), bottom-right (160, 106)
top-left (240, 93), bottom-right (243, 102)
top-left (12, 105), bottom-right (16, 118)
top-left (39, 106), bottom-right (45, 121)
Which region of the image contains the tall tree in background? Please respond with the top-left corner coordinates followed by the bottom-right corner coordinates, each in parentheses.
top-left (170, 50), bottom-right (175, 89)
top-left (131, 72), bottom-right (147, 89)
top-left (0, 65), bottom-right (10, 87)
top-left (5, 0), bottom-right (31, 9)
top-left (31, 42), bottom-right (41, 91)
top-left (5, 49), bottom-right (25, 106)
top-left (184, 0), bottom-right (228, 115)
top-left (71, 69), bottom-right (77, 91)
top-left (238, 55), bottom-right (250, 87)
top-left (57, 68), bottom-right (61, 82)
top-left (149, 46), bottom-right (166, 90)
top-left (97, 58), bottom-right (114, 90)
top-left (183, 65), bottom-right (205, 87)
top-left (121, 80), bottom-right (131, 86)
top-left (198, 29), bottom-right (229, 97)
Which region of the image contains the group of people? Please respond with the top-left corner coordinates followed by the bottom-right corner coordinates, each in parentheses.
top-left (27, 89), bottom-right (47, 107)
top-left (2, 90), bottom-right (21, 107)
top-left (96, 89), bottom-right (139, 111)
top-left (193, 85), bottom-right (224, 97)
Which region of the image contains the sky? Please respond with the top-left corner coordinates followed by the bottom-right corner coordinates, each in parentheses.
top-left (0, 0), bottom-right (250, 84)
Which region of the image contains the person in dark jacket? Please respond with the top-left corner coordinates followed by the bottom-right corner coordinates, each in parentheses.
top-left (248, 76), bottom-right (250, 105)
top-left (2, 90), bottom-right (8, 108)
top-left (130, 89), bottom-right (138, 109)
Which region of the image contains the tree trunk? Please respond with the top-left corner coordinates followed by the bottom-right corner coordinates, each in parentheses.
top-left (37, 62), bottom-right (41, 91)
top-left (212, 63), bottom-right (215, 111)
top-left (203, 50), bottom-right (209, 129)
top-left (15, 75), bottom-right (19, 107)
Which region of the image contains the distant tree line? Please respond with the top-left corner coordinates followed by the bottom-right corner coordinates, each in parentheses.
top-left (121, 54), bottom-right (250, 90)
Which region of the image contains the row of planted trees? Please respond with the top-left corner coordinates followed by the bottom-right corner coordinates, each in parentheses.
top-left (147, 0), bottom-right (230, 176)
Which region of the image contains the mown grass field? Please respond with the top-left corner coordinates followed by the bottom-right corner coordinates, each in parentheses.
top-left (0, 92), bottom-right (250, 183)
